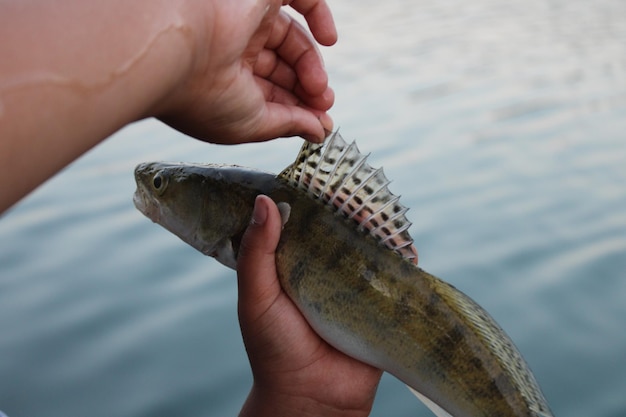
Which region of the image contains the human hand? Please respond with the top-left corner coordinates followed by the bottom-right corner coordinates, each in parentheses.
top-left (157, 0), bottom-right (337, 144)
top-left (237, 196), bottom-right (382, 417)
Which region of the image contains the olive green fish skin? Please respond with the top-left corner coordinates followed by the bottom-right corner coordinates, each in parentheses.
top-left (134, 162), bottom-right (553, 417)
top-left (133, 162), bottom-right (277, 262)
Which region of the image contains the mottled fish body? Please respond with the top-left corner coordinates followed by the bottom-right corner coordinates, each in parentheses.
top-left (133, 132), bottom-right (554, 417)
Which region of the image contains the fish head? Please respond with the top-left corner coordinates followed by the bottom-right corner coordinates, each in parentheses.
top-left (133, 162), bottom-right (276, 269)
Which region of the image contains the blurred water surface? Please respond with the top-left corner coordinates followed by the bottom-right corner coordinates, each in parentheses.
top-left (1, 0), bottom-right (625, 416)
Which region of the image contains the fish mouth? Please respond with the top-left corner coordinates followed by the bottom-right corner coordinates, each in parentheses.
top-left (132, 188), bottom-right (145, 212)
top-left (133, 162), bottom-right (164, 223)
top-left (133, 183), bottom-right (161, 223)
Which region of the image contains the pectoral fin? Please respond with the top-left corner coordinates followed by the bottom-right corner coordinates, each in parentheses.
top-left (213, 238), bottom-right (237, 270)
top-left (277, 202), bottom-right (291, 229)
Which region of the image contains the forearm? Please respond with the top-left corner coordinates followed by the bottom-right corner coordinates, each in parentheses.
top-left (0, 0), bottom-right (194, 212)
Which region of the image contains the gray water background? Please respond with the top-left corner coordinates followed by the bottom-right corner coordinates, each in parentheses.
top-left (1, 0), bottom-right (625, 415)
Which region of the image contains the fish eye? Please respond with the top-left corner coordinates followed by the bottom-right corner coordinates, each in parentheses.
top-left (152, 171), bottom-right (168, 195)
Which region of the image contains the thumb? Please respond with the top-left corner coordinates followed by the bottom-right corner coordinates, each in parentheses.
top-left (237, 195), bottom-right (283, 318)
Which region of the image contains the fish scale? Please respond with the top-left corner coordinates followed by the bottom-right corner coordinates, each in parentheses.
top-left (133, 132), bottom-right (555, 417)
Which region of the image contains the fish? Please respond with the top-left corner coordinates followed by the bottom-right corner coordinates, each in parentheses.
top-left (133, 132), bottom-right (554, 417)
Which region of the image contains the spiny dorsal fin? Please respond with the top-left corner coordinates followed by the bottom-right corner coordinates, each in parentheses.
top-left (279, 131), bottom-right (417, 263)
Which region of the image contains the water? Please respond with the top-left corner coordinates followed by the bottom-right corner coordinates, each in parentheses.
top-left (1, 0), bottom-right (625, 416)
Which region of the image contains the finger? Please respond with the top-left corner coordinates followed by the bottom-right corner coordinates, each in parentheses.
top-left (254, 49), bottom-right (298, 93)
top-left (284, 0), bottom-right (338, 46)
top-left (254, 98), bottom-right (334, 143)
top-left (291, 80), bottom-right (334, 111)
top-left (267, 11), bottom-right (328, 96)
top-left (253, 61), bottom-right (334, 111)
top-left (237, 195), bottom-right (284, 318)
top-left (291, 44), bottom-right (329, 99)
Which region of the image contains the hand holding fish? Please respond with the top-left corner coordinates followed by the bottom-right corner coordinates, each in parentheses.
top-left (237, 196), bottom-right (382, 417)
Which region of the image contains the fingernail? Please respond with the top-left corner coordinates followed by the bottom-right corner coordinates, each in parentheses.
top-left (251, 195), bottom-right (268, 226)
top-left (319, 113), bottom-right (334, 134)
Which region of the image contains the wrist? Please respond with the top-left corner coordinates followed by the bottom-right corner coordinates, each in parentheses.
top-left (131, 0), bottom-right (199, 121)
top-left (239, 384), bottom-right (372, 417)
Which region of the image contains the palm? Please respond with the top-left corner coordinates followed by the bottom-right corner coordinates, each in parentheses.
top-left (158, 1), bottom-right (335, 143)
top-left (243, 290), bottom-right (382, 412)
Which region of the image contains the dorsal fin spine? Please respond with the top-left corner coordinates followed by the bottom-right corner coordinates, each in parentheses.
top-left (347, 177), bottom-right (392, 220)
top-left (322, 140), bottom-right (362, 202)
top-left (278, 131), bottom-right (416, 261)
top-left (308, 132), bottom-right (338, 197)
top-left (319, 137), bottom-right (349, 199)
top-left (358, 195), bottom-right (400, 227)
top-left (378, 203), bottom-right (410, 228)
top-left (307, 164), bottom-right (322, 196)
top-left (394, 239), bottom-right (415, 250)
top-left (329, 153), bottom-right (367, 207)
top-left (347, 167), bottom-right (391, 215)
top-left (381, 221), bottom-right (412, 243)
top-left (338, 164), bottom-right (382, 217)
